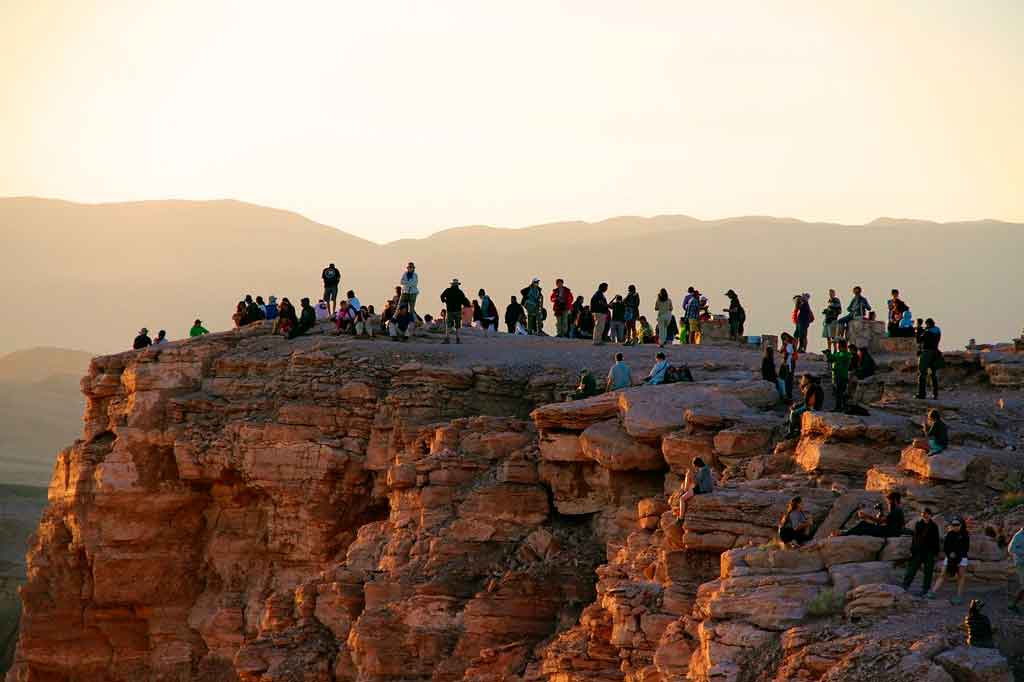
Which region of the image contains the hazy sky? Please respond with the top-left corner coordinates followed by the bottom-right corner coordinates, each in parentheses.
top-left (2, 1), bottom-right (1021, 242)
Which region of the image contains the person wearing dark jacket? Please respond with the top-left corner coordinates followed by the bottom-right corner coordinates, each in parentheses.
top-left (928, 517), bottom-right (970, 603)
top-left (793, 295), bottom-right (813, 353)
top-left (133, 328), bottom-right (152, 350)
top-left (840, 491), bottom-right (905, 538)
top-left (917, 318), bottom-right (942, 399)
top-left (550, 279), bottom-right (574, 338)
top-left (288, 298), bottom-right (316, 339)
top-left (504, 296), bottom-right (524, 334)
top-left (245, 295), bottom-right (265, 324)
top-left (520, 278), bottom-right (544, 334)
top-left (902, 508), bottom-right (941, 595)
top-left (724, 289), bottom-right (746, 340)
top-left (853, 345), bottom-right (876, 379)
top-left (590, 283), bottom-right (610, 346)
top-left (569, 296), bottom-right (585, 338)
top-left (762, 345), bottom-right (778, 386)
top-left (440, 278), bottom-right (472, 344)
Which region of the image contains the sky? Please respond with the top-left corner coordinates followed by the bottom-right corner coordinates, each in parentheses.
top-left (2, 0), bottom-right (1022, 243)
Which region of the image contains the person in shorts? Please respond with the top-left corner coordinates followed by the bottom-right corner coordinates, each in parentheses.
top-left (928, 516), bottom-right (970, 604)
top-left (321, 263), bottom-right (341, 315)
top-left (822, 288), bottom-right (842, 352)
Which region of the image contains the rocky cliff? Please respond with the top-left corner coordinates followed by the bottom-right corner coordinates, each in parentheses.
top-left (7, 325), bottom-right (1024, 682)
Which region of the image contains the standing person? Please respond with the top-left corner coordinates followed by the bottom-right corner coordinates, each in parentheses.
top-left (683, 287), bottom-right (701, 344)
top-left (440, 278), bottom-right (471, 344)
top-left (289, 298), bottom-right (316, 339)
top-left (1009, 526), bottom-right (1024, 614)
top-left (321, 263), bottom-right (341, 316)
top-left (623, 284), bottom-right (640, 345)
top-left (924, 408), bottom-right (949, 454)
top-left (824, 339), bottom-right (852, 412)
top-left (609, 295), bottom-right (626, 344)
top-left (887, 289), bottom-right (909, 337)
top-left (399, 262), bottom-right (419, 330)
top-left (778, 332), bottom-right (798, 401)
top-left (520, 278), bottom-right (544, 334)
top-left (462, 300), bottom-right (475, 328)
top-left (822, 289), bottom-right (842, 352)
top-left (917, 318), bottom-right (943, 399)
top-left (569, 295), bottom-right (586, 339)
top-left (606, 352), bottom-right (632, 391)
top-left (590, 283), bottom-right (610, 345)
top-left (762, 345), bottom-right (779, 395)
top-left (152, 330), bottom-right (168, 345)
top-left (478, 289), bottom-right (498, 335)
top-left (264, 296), bottom-right (279, 321)
top-left (550, 279), bottom-right (574, 338)
top-left (793, 294), bottom-right (813, 353)
top-left (645, 351), bottom-right (670, 385)
top-left (902, 508), bottom-right (941, 596)
top-left (133, 328), bottom-right (152, 349)
top-left (723, 289), bottom-right (745, 340)
top-left (655, 288), bottom-right (674, 348)
top-left (189, 319), bottom-right (209, 337)
top-left (928, 517), bottom-right (970, 604)
top-left (679, 287), bottom-right (695, 344)
top-left (778, 496), bottom-right (813, 546)
top-left (504, 296), bottom-right (524, 334)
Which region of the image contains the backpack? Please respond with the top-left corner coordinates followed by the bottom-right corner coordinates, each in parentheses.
top-left (663, 364), bottom-right (694, 384)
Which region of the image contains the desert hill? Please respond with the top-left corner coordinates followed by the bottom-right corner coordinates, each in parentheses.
top-left (2, 198), bottom-right (1022, 356)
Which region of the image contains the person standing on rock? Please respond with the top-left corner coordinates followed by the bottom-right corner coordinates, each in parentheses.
top-left (189, 319), bottom-right (209, 337)
top-left (520, 278), bottom-right (544, 334)
top-left (822, 289), bottom-right (842, 352)
top-left (902, 507), bottom-right (941, 596)
top-left (917, 318), bottom-right (943, 400)
top-left (924, 408), bottom-right (949, 454)
top-left (606, 352), bottom-right (632, 392)
top-left (682, 286), bottom-right (701, 344)
top-left (399, 262), bottom-right (419, 331)
top-left (928, 517), bottom-right (970, 604)
top-left (321, 263), bottom-right (341, 316)
top-left (1008, 526), bottom-right (1024, 614)
top-left (823, 339), bottom-right (852, 412)
top-left (609, 295), bottom-right (626, 343)
top-left (590, 283), bottom-right (610, 346)
top-left (440, 278), bottom-right (471, 344)
top-left (623, 284), bottom-right (640, 345)
top-left (676, 457), bottom-right (714, 520)
top-left (723, 289), bottom-right (745, 340)
top-left (504, 296), bottom-right (524, 335)
top-left (478, 289), bottom-right (498, 336)
top-left (133, 327), bottom-right (152, 349)
top-left (793, 294), bottom-right (813, 353)
top-left (569, 295), bottom-right (586, 339)
top-left (655, 288), bottom-right (674, 348)
top-left (550, 279), bottom-right (574, 338)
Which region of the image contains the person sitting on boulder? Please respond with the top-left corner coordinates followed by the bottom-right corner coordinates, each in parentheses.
top-left (189, 319), bottom-right (209, 337)
top-left (274, 298), bottom-right (298, 336)
top-left (569, 369), bottom-right (598, 400)
top-left (645, 351), bottom-right (670, 385)
top-left (902, 507), bottom-right (941, 596)
top-left (388, 303), bottom-right (413, 341)
top-left (288, 298), bottom-right (316, 339)
top-left (924, 408), bottom-right (949, 455)
top-left (928, 516), bottom-right (970, 604)
top-left (315, 299), bottom-right (330, 322)
top-left (786, 374), bottom-right (823, 437)
top-left (778, 496), bottom-right (813, 546)
top-left (133, 327), bottom-right (152, 349)
top-left (852, 345), bottom-right (876, 379)
top-left (606, 352), bottom-right (632, 392)
top-left (840, 491), bottom-right (905, 538)
top-left (676, 457), bottom-right (714, 520)
top-left (638, 316), bottom-right (655, 344)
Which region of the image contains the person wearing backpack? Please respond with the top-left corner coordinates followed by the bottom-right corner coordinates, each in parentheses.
top-left (478, 289), bottom-right (498, 336)
top-left (549, 279), bottom-right (574, 338)
top-left (520, 278), bottom-right (544, 334)
top-left (778, 496), bottom-right (813, 546)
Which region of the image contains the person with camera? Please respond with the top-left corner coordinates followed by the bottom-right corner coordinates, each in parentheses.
top-left (838, 491), bottom-right (905, 538)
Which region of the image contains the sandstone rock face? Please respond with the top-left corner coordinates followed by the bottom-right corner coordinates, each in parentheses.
top-left (935, 645), bottom-right (1012, 682)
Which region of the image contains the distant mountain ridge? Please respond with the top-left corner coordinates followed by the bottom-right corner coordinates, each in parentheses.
top-left (2, 197), bottom-right (1022, 357)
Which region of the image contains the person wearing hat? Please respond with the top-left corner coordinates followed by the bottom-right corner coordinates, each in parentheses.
top-left (189, 319), bottom-right (209, 337)
top-left (133, 328), bottom-right (152, 350)
top-left (440, 278), bottom-right (471, 344)
top-left (929, 516), bottom-right (970, 604)
top-left (520, 277), bottom-right (544, 335)
top-left (723, 289), bottom-right (746, 340)
top-left (902, 508), bottom-right (941, 596)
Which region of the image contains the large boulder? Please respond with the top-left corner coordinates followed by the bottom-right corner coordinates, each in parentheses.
top-left (661, 431), bottom-right (714, 473)
top-left (795, 440), bottom-right (897, 476)
top-left (617, 385), bottom-right (747, 441)
top-left (579, 419), bottom-right (664, 471)
top-left (531, 393), bottom-right (619, 431)
top-left (900, 445), bottom-right (1024, 489)
top-left (537, 431), bottom-right (588, 462)
top-left (935, 645), bottom-right (1012, 682)
top-left (816, 536), bottom-right (886, 566)
top-left (843, 583), bottom-right (912, 618)
top-left (828, 561), bottom-right (897, 596)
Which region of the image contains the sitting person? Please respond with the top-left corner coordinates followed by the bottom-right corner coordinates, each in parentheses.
top-left (925, 408), bottom-right (949, 454)
top-left (853, 345), bottom-right (876, 379)
top-left (315, 299), bottom-right (330, 322)
top-left (676, 457), bottom-right (714, 520)
top-left (334, 300), bottom-right (355, 333)
top-left (787, 374), bottom-right (824, 437)
top-left (779, 496), bottom-right (813, 546)
top-left (891, 309), bottom-right (916, 337)
top-left (352, 307), bottom-right (375, 338)
top-left (570, 369), bottom-right (599, 400)
top-left (388, 304), bottom-right (414, 341)
top-left (606, 353), bottom-right (632, 392)
top-left (638, 316), bottom-right (655, 343)
top-left (288, 298), bottom-right (316, 339)
top-left (840, 491), bottom-right (905, 538)
top-left (646, 352), bottom-right (670, 385)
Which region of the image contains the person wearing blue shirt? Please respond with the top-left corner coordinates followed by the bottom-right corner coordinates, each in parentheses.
top-left (606, 353), bottom-right (632, 391)
top-left (646, 352), bottom-right (670, 385)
